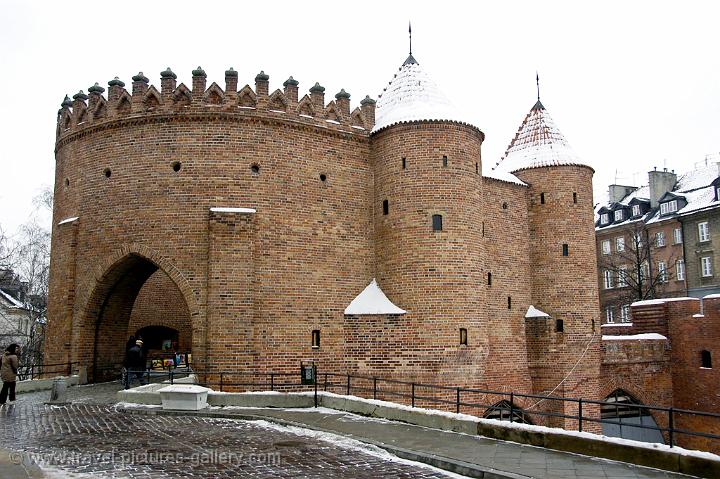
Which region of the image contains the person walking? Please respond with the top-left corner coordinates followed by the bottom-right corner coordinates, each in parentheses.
top-left (125, 339), bottom-right (146, 389)
top-left (1, 344), bottom-right (20, 406)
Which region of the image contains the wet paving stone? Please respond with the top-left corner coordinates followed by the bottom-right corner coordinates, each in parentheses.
top-left (0, 386), bottom-right (455, 478)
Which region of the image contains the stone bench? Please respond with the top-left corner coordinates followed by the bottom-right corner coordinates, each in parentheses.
top-left (157, 385), bottom-right (210, 411)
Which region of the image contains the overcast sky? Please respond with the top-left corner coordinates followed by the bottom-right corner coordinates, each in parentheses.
top-left (1, 0), bottom-right (718, 234)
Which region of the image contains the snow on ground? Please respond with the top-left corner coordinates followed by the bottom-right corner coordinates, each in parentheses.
top-left (602, 333), bottom-right (667, 341)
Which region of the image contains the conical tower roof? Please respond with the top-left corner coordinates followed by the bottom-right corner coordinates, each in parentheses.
top-left (372, 55), bottom-right (475, 133)
top-left (493, 100), bottom-right (590, 173)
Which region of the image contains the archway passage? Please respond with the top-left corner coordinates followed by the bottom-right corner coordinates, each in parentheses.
top-left (89, 254), bottom-right (192, 382)
top-left (600, 389), bottom-right (664, 444)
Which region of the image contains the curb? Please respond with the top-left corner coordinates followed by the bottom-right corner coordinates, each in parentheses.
top-left (119, 406), bottom-right (530, 479)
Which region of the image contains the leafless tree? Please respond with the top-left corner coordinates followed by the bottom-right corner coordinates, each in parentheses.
top-left (598, 221), bottom-right (679, 311)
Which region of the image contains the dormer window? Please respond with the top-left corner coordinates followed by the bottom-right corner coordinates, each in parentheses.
top-left (614, 210), bottom-right (624, 221)
top-left (600, 213), bottom-right (609, 224)
top-left (716, 186), bottom-right (720, 201)
top-left (632, 204), bottom-right (641, 217)
top-left (660, 199), bottom-right (678, 215)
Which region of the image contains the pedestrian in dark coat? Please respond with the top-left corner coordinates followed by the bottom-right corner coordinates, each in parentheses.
top-left (1, 343), bottom-right (20, 405)
top-left (125, 339), bottom-right (146, 389)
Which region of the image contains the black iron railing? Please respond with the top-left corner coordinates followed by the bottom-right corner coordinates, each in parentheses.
top-left (194, 369), bottom-right (720, 450)
top-left (17, 362), bottom-right (77, 381)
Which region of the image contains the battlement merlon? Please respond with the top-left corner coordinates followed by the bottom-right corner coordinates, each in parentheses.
top-left (55, 68), bottom-right (376, 139)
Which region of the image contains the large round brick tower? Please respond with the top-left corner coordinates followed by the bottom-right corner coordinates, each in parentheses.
top-left (494, 99), bottom-right (601, 428)
top-left (371, 54), bottom-right (488, 386)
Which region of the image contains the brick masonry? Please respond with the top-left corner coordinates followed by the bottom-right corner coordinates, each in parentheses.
top-left (46, 67), bottom-right (601, 431)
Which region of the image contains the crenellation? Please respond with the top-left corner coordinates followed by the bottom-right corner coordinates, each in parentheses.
top-left (55, 68), bottom-right (375, 139)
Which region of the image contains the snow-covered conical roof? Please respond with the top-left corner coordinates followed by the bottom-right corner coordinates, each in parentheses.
top-left (493, 100), bottom-right (591, 173)
top-left (372, 55), bottom-right (475, 133)
top-left (344, 279), bottom-right (406, 315)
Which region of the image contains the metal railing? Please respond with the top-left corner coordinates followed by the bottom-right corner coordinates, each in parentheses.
top-left (194, 368), bottom-right (720, 449)
top-left (17, 361), bottom-right (77, 381)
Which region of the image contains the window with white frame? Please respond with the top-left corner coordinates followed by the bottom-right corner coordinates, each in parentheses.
top-left (632, 204), bottom-right (641, 217)
top-left (673, 227), bottom-right (682, 244)
top-left (614, 210), bottom-right (624, 221)
top-left (698, 222), bottom-right (710, 242)
top-left (660, 200), bottom-right (678, 215)
top-left (701, 256), bottom-right (713, 277)
top-left (600, 213), bottom-right (609, 224)
top-left (606, 307), bottom-right (615, 323)
top-left (617, 265), bottom-right (628, 287)
top-left (655, 231), bottom-right (666, 247)
top-left (676, 259), bottom-right (685, 281)
top-left (620, 305), bottom-right (630, 323)
top-left (658, 261), bottom-right (667, 282)
top-left (601, 240), bottom-right (611, 255)
top-left (604, 270), bottom-right (614, 289)
top-left (633, 233), bottom-right (643, 248)
top-left (616, 236), bottom-right (625, 252)
top-left (639, 262), bottom-right (649, 282)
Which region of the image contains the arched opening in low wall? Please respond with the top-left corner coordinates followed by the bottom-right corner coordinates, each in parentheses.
top-left (83, 253), bottom-right (193, 382)
top-left (600, 388), bottom-right (664, 444)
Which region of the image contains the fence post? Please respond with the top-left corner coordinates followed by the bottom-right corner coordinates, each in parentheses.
top-left (170, 370), bottom-right (174, 385)
top-left (456, 388), bottom-right (461, 414)
top-left (373, 377), bottom-right (377, 400)
top-left (270, 373), bottom-right (274, 392)
top-left (411, 383), bottom-right (415, 408)
top-left (313, 364), bottom-right (318, 408)
top-left (220, 372), bottom-right (224, 392)
top-left (346, 374), bottom-right (351, 396)
top-left (67, 362), bottom-right (72, 376)
top-left (578, 399), bottom-right (583, 432)
top-left (668, 407), bottom-right (674, 448)
top-left (509, 392), bottom-right (514, 423)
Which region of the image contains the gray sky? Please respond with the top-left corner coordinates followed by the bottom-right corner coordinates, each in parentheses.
top-left (1, 0), bottom-right (718, 234)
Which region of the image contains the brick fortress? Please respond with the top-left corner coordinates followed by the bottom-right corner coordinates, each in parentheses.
top-left (45, 52), bottom-right (602, 429)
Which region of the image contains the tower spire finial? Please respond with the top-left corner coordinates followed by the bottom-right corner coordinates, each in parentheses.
top-left (536, 71), bottom-right (540, 101)
top-left (409, 21), bottom-right (412, 55)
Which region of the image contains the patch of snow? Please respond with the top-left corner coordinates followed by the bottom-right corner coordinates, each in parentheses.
top-left (631, 297), bottom-right (699, 307)
top-left (325, 119), bottom-right (341, 125)
top-left (677, 163), bottom-right (719, 192)
top-left (58, 216), bottom-right (79, 225)
top-left (372, 57), bottom-right (476, 133)
top-left (344, 279), bottom-right (406, 315)
top-left (252, 419), bottom-right (467, 478)
top-left (602, 333), bottom-right (667, 341)
top-left (493, 102), bottom-right (591, 173)
top-left (700, 367), bottom-right (712, 370)
top-left (351, 125), bottom-right (365, 130)
top-left (525, 305), bottom-right (550, 319)
top-left (210, 207), bottom-right (256, 214)
top-left (299, 114), bottom-right (314, 119)
top-left (269, 109), bottom-right (285, 114)
top-left (482, 168), bottom-right (527, 186)
top-left (115, 402), bottom-right (163, 409)
top-left (238, 106), bottom-right (256, 110)
top-left (704, 293), bottom-right (720, 299)
top-left (0, 288), bottom-right (25, 308)
top-left (693, 314), bottom-right (705, 318)
top-left (600, 322), bottom-right (633, 327)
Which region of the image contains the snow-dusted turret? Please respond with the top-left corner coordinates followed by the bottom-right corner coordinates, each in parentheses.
top-left (372, 55), bottom-right (475, 133)
top-left (493, 101), bottom-right (591, 174)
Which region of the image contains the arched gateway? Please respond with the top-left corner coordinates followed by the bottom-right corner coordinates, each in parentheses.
top-left (77, 251), bottom-right (195, 382)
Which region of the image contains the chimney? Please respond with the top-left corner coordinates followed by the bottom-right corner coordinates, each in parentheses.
top-left (648, 167), bottom-right (677, 208)
top-left (608, 185), bottom-right (637, 203)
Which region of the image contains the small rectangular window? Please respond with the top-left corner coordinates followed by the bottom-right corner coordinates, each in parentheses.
top-left (617, 266), bottom-right (628, 287)
top-left (311, 330), bottom-right (320, 349)
top-left (676, 259), bottom-right (685, 281)
top-left (606, 307), bottom-right (614, 323)
top-left (655, 231), bottom-right (666, 247)
top-left (699, 221), bottom-right (710, 242)
top-left (600, 213), bottom-right (609, 224)
top-left (540, 192), bottom-right (545, 204)
top-left (459, 328), bottom-right (467, 346)
top-left (604, 270), bottom-right (614, 289)
top-left (632, 204), bottom-right (641, 217)
top-left (701, 350), bottom-right (712, 369)
top-left (475, 162), bottom-right (479, 174)
top-left (620, 305), bottom-right (630, 323)
top-left (432, 214), bottom-right (443, 231)
top-left (507, 296), bottom-right (512, 309)
top-left (555, 319), bottom-right (564, 332)
top-left (442, 155), bottom-right (448, 167)
top-left (573, 192), bottom-right (577, 204)
top-left (614, 210), bottom-right (624, 221)
top-left (658, 261), bottom-right (667, 282)
top-left (383, 199), bottom-right (389, 215)
top-left (660, 200), bottom-right (678, 215)
top-left (615, 237), bottom-right (625, 252)
top-left (487, 272), bottom-right (492, 286)
top-left (601, 240), bottom-right (611, 255)
top-left (673, 227), bottom-right (682, 244)
top-left (562, 243), bottom-right (569, 256)
top-left (402, 157), bottom-right (406, 169)
top-left (701, 256), bottom-right (713, 277)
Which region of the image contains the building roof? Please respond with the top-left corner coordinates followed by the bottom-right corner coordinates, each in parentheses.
top-left (0, 288), bottom-right (25, 309)
top-left (344, 279), bottom-right (406, 315)
top-left (595, 162), bottom-right (720, 230)
top-left (493, 100), bottom-right (590, 174)
top-left (372, 55), bottom-right (475, 133)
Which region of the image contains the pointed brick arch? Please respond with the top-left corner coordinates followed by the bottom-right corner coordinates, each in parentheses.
top-left (297, 94), bottom-right (315, 117)
top-left (93, 98), bottom-right (108, 120)
top-left (267, 89), bottom-right (288, 112)
top-left (204, 82), bottom-right (225, 106)
top-left (237, 84), bottom-right (257, 108)
top-left (77, 244), bottom-right (199, 381)
top-left (324, 101), bottom-right (340, 122)
top-left (116, 91), bottom-right (132, 115)
top-left (173, 83), bottom-right (192, 109)
top-left (143, 85), bottom-right (162, 112)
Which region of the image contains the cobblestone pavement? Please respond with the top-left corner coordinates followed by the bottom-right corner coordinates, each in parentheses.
top-left (1, 385), bottom-right (458, 478)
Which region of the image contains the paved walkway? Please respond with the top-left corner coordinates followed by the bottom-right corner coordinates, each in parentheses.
top-left (0, 382), bottom-right (703, 478)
